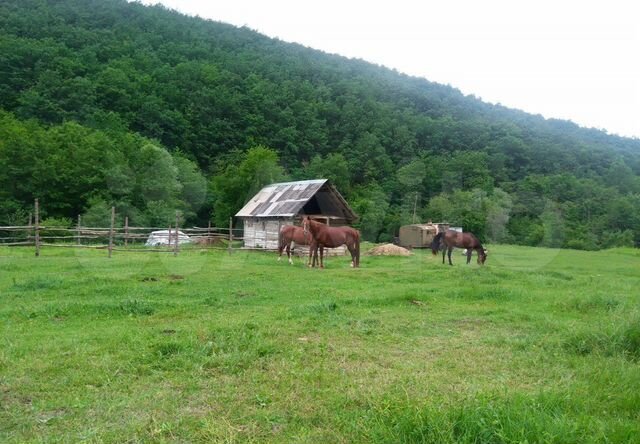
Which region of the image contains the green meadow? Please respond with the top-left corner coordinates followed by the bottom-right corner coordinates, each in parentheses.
top-left (1, 245), bottom-right (639, 443)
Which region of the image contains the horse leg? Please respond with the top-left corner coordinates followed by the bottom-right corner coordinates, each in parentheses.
top-left (311, 242), bottom-right (320, 268)
top-left (466, 248), bottom-right (472, 264)
top-left (346, 244), bottom-right (353, 267)
top-left (287, 243), bottom-right (293, 265)
top-left (447, 247), bottom-right (453, 266)
top-left (347, 243), bottom-right (356, 267)
top-left (353, 240), bottom-right (359, 268)
top-left (442, 248), bottom-right (446, 264)
top-left (319, 246), bottom-right (325, 268)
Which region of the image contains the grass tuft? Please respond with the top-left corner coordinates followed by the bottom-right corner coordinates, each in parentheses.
top-left (564, 294), bottom-right (621, 313)
top-left (118, 299), bottom-right (155, 316)
top-left (565, 316), bottom-right (640, 360)
top-left (354, 392), bottom-right (599, 444)
top-left (11, 276), bottom-right (66, 291)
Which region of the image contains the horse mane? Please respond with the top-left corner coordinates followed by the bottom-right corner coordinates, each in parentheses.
top-left (431, 232), bottom-right (443, 250)
top-left (468, 232), bottom-right (485, 251)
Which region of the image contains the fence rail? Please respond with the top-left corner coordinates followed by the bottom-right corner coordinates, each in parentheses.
top-left (0, 200), bottom-right (262, 257)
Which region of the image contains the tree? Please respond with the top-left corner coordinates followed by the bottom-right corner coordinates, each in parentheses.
top-left (173, 154), bottom-right (207, 220)
top-left (304, 153), bottom-right (351, 196)
top-left (485, 188), bottom-right (513, 243)
top-left (130, 143), bottom-right (179, 205)
top-left (440, 151), bottom-right (493, 192)
top-left (210, 146), bottom-right (287, 227)
top-left (425, 188), bottom-right (510, 242)
top-left (540, 200), bottom-right (565, 248)
top-left (351, 183), bottom-right (390, 241)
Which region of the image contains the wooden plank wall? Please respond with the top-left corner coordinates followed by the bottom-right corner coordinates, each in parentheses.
top-left (242, 218), bottom-right (347, 255)
top-left (243, 218), bottom-right (286, 250)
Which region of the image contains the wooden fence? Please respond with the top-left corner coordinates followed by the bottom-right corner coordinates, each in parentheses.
top-left (0, 200), bottom-right (247, 257)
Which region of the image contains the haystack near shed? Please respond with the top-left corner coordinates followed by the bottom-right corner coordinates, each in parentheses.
top-left (235, 179), bottom-right (357, 251)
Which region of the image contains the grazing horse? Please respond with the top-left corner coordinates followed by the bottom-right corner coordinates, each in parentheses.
top-left (431, 230), bottom-right (487, 266)
top-left (301, 216), bottom-right (360, 268)
top-left (278, 225), bottom-right (313, 265)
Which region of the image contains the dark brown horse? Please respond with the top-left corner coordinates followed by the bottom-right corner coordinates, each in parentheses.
top-left (278, 225), bottom-right (313, 265)
top-left (301, 216), bottom-right (360, 268)
top-left (431, 230), bottom-right (487, 265)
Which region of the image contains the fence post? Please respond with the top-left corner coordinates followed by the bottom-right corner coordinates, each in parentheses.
top-left (168, 225), bottom-right (172, 250)
top-left (108, 206), bottom-right (115, 258)
top-left (124, 216), bottom-right (129, 248)
top-left (277, 219), bottom-right (281, 253)
top-left (34, 199), bottom-right (40, 257)
top-left (228, 217), bottom-right (233, 254)
top-left (77, 214), bottom-right (81, 246)
top-left (27, 212), bottom-right (32, 243)
top-left (208, 220), bottom-right (211, 245)
top-left (174, 212), bottom-right (179, 257)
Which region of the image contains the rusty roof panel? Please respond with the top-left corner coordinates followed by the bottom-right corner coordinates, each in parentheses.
top-left (236, 179), bottom-right (328, 218)
top-left (235, 179), bottom-right (356, 221)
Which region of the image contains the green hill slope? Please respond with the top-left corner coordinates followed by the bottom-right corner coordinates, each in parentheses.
top-left (0, 0), bottom-right (638, 247)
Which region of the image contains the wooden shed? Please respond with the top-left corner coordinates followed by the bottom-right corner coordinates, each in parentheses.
top-left (235, 179), bottom-right (357, 251)
top-left (398, 222), bottom-right (450, 249)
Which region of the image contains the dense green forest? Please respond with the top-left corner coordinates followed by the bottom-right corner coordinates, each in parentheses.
top-left (1, 0), bottom-right (639, 248)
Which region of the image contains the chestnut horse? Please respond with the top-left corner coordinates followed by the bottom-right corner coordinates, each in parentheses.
top-left (301, 216), bottom-right (360, 268)
top-left (278, 225), bottom-right (313, 265)
top-left (431, 230), bottom-right (487, 266)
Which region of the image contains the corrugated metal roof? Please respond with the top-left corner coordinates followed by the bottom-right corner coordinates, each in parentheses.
top-left (235, 179), bottom-right (329, 218)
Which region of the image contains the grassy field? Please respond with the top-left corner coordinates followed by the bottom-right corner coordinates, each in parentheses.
top-left (1, 244), bottom-right (639, 443)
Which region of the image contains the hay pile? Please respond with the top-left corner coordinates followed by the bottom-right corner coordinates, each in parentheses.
top-left (367, 243), bottom-right (412, 256)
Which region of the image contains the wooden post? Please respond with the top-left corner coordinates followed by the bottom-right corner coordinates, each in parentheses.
top-left (34, 199), bottom-right (40, 257)
top-left (77, 214), bottom-right (81, 246)
top-left (168, 225), bottom-right (172, 250)
top-left (174, 212), bottom-right (179, 257)
top-left (108, 206), bottom-right (115, 258)
top-left (27, 212), bottom-right (32, 243)
top-left (277, 219), bottom-right (281, 253)
top-left (228, 217), bottom-right (233, 254)
top-left (124, 216), bottom-right (129, 248)
top-left (207, 220), bottom-right (211, 245)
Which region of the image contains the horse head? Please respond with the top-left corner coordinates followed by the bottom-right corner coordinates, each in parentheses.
top-left (301, 216), bottom-right (310, 236)
top-left (478, 249), bottom-right (488, 265)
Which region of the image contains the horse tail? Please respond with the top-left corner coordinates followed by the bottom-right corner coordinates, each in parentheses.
top-left (431, 232), bottom-right (443, 253)
top-left (354, 229), bottom-right (361, 267)
top-left (278, 226), bottom-right (285, 253)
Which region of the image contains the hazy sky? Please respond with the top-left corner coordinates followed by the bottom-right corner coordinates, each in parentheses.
top-left (138, 0), bottom-right (640, 139)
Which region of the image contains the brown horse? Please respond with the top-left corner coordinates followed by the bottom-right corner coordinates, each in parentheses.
top-left (301, 216), bottom-right (360, 268)
top-left (278, 225), bottom-right (313, 265)
top-left (431, 230), bottom-right (487, 265)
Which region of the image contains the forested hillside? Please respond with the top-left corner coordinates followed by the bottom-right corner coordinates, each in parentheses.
top-left (1, 0), bottom-right (639, 248)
